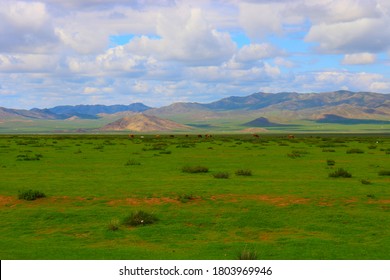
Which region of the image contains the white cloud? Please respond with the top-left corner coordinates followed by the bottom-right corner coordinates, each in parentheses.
top-left (342, 53), bottom-right (376, 65)
top-left (124, 8), bottom-right (237, 65)
top-left (0, 1), bottom-right (58, 53)
top-left (294, 71), bottom-right (389, 92)
top-left (305, 17), bottom-right (390, 53)
top-left (235, 43), bottom-right (282, 62)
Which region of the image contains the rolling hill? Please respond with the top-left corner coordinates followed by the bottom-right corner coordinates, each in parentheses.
top-left (100, 114), bottom-right (193, 132)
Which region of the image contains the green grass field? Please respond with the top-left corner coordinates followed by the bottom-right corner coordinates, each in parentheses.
top-left (0, 134), bottom-right (389, 259)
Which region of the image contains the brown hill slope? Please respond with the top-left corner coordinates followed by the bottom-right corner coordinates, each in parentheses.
top-left (100, 113), bottom-right (192, 132)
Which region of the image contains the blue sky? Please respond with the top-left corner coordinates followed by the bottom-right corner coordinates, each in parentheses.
top-left (0, 0), bottom-right (389, 109)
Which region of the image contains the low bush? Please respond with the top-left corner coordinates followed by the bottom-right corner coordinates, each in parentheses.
top-left (322, 148), bottom-right (335, 152)
top-left (123, 211), bottom-right (159, 227)
top-left (237, 248), bottom-right (258, 260)
top-left (329, 168), bottom-right (352, 178)
top-left (213, 172), bottom-right (229, 179)
top-left (125, 159), bottom-right (141, 166)
top-left (107, 218), bottom-right (120, 231)
top-left (378, 170), bottom-right (390, 176)
top-left (18, 189), bottom-right (46, 201)
top-left (235, 169), bottom-right (252, 176)
top-left (326, 159), bottom-right (335, 166)
top-left (16, 154), bottom-right (42, 161)
top-left (346, 148), bottom-right (364, 154)
top-left (361, 179), bottom-right (372, 185)
top-left (178, 194), bottom-right (195, 203)
top-left (182, 165), bottom-right (209, 173)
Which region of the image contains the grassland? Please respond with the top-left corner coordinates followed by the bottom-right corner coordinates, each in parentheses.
top-left (0, 134), bottom-right (389, 260)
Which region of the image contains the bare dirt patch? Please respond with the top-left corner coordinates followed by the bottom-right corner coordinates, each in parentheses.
top-left (210, 194), bottom-right (310, 207)
top-left (0, 195), bottom-right (20, 207)
top-left (107, 197), bottom-right (180, 206)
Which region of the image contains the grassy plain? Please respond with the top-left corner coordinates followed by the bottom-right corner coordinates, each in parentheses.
top-left (0, 134), bottom-right (389, 259)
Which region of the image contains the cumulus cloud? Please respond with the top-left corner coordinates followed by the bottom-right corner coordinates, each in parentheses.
top-left (0, 1), bottom-right (58, 53)
top-left (294, 71), bottom-right (390, 92)
top-left (235, 43), bottom-right (282, 62)
top-left (342, 53), bottom-right (376, 65)
top-left (124, 8), bottom-right (237, 65)
top-left (305, 17), bottom-right (390, 53)
top-left (0, 0), bottom-right (389, 109)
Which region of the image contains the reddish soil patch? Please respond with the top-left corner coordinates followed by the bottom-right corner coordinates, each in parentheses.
top-left (211, 194), bottom-right (310, 207)
top-left (0, 195), bottom-right (21, 207)
top-left (107, 197), bottom-right (180, 206)
top-left (367, 199), bottom-right (390, 205)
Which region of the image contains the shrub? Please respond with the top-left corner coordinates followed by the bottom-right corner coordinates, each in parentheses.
top-left (237, 248), bottom-right (258, 260)
top-left (287, 152), bottom-right (301, 158)
top-left (213, 172), bottom-right (229, 179)
top-left (322, 148), bottom-right (335, 152)
top-left (326, 159), bottom-right (335, 166)
top-left (361, 179), bottom-right (371, 185)
top-left (16, 154), bottom-right (42, 161)
top-left (123, 211), bottom-right (159, 227)
top-left (178, 194), bottom-right (195, 203)
top-left (329, 168), bottom-right (352, 178)
top-left (18, 189), bottom-right (46, 201)
top-left (107, 218), bottom-right (120, 231)
top-left (125, 159), bottom-right (141, 166)
top-left (235, 169), bottom-right (252, 176)
top-left (182, 165), bottom-right (209, 173)
top-left (346, 148), bottom-right (364, 154)
top-left (378, 170), bottom-right (390, 176)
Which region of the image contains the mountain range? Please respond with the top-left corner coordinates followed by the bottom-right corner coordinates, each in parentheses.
top-left (1, 91), bottom-right (390, 132)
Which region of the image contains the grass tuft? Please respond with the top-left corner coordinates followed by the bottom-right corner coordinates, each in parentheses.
top-left (123, 211), bottom-right (159, 227)
top-left (237, 247), bottom-right (258, 260)
top-left (178, 194), bottom-right (195, 203)
top-left (346, 148), bottom-right (364, 154)
top-left (378, 170), bottom-right (390, 176)
top-left (329, 168), bottom-right (352, 178)
top-left (326, 159), bottom-right (335, 166)
top-left (182, 165), bottom-right (209, 173)
top-left (213, 172), bottom-right (230, 179)
top-left (235, 169), bottom-right (252, 176)
top-left (125, 159), bottom-right (141, 166)
top-left (107, 218), bottom-right (120, 231)
top-left (18, 189), bottom-right (46, 201)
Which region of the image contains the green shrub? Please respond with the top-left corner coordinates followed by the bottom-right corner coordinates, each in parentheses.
top-left (378, 170), bottom-right (390, 176)
top-left (178, 194), bottom-right (195, 203)
top-left (237, 248), bottom-right (258, 260)
top-left (125, 159), bottom-right (141, 166)
top-left (182, 165), bottom-right (209, 173)
top-left (213, 172), bottom-right (229, 179)
top-left (235, 169), bottom-right (252, 176)
top-left (18, 189), bottom-right (46, 201)
top-left (287, 152), bottom-right (301, 158)
top-left (326, 159), bottom-right (335, 166)
top-left (329, 168), bottom-right (352, 178)
top-left (107, 218), bottom-right (120, 231)
top-left (16, 154), bottom-right (42, 161)
top-left (361, 179), bottom-right (371, 185)
top-left (322, 148), bottom-right (335, 152)
top-left (346, 148), bottom-right (364, 154)
top-left (123, 211), bottom-right (159, 227)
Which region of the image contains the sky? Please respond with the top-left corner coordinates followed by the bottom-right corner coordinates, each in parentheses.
top-left (0, 0), bottom-right (390, 109)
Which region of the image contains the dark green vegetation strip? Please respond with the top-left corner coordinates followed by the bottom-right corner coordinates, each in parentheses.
top-left (0, 134), bottom-right (389, 260)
